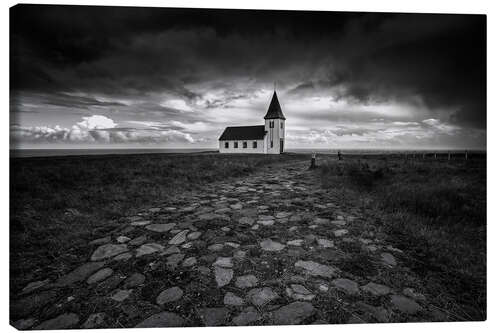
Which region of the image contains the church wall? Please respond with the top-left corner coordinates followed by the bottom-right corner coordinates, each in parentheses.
top-left (219, 139), bottom-right (265, 154)
top-left (265, 118), bottom-right (285, 154)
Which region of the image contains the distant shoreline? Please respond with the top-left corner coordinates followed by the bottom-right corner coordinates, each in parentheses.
top-left (10, 148), bottom-right (486, 158)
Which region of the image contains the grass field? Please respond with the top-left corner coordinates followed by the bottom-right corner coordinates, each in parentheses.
top-left (10, 152), bottom-right (308, 293)
top-left (316, 154), bottom-right (486, 321)
top-left (10, 151), bottom-right (486, 323)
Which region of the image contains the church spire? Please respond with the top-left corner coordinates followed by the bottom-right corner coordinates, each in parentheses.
top-left (264, 90), bottom-right (286, 120)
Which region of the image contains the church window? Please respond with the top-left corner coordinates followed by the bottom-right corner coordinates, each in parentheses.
top-left (271, 140), bottom-right (274, 148)
top-left (253, 141), bottom-right (257, 148)
top-left (224, 142), bottom-right (229, 148)
top-left (280, 122), bottom-right (283, 129)
top-left (243, 142), bottom-right (247, 148)
top-left (270, 121), bottom-right (274, 128)
top-left (234, 142), bottom-right (238, 148)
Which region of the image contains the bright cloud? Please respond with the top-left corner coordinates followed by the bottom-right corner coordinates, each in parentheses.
top-left (10, 115), bottom-right (198, 146)
top-left (76, 115), bottom-right (118, 130)
top-left (422, 118), bottom-right (460, 134)
top-left (160, 99), bottom-right (192, 112)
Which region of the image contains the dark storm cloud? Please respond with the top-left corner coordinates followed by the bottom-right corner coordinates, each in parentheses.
top-left (284, 14), bottom-right (486, 128)
top-left (10, 5), bottom-right (485, 131)
top-left (11, 92), bottom-right (127, 109)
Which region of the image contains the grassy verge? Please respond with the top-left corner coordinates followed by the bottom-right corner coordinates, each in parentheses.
top-left (10, 152), bottom-right (307, 292)
top-left (317, 155), bottom-right (486, 321)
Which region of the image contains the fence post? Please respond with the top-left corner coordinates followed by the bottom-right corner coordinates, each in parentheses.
top-left (309, 153), bottom-right (317, 169)
top-left (434, 153), bottom-right (437, 159)
top-left (338, 150), bottom-right (343, 161)
top-left (448, 151), bottom-right (451, 161)
top-left (465, 150), bottom-right (468, 160)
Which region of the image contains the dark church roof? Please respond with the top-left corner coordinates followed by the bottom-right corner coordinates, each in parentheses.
top-left (218, 125), bottom-right (266, 141)
top-left (264, 91), bottom-right (286, 120)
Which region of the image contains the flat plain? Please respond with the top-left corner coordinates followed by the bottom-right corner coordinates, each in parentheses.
top-left (10, 152), bottom-right (486, 329)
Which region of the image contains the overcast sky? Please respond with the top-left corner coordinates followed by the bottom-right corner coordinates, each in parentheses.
top-left (10, 5), bottom-right (486, 149)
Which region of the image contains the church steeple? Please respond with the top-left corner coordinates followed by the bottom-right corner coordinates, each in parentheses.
top-left (264, 91), bottom-right (286, 120)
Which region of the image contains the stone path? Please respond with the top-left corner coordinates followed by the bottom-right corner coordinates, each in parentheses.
top-left (11, 159), bottom-right (443, 329)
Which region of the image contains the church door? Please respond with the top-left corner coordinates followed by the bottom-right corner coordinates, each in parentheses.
top-left (280, 139), bottom-right (284, 153)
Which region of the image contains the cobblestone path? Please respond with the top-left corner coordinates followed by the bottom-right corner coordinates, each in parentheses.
top-left (11, 159), bottom-right (446, 329)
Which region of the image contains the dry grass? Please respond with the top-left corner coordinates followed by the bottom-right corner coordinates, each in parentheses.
top-left (317, 155), bottom-right (486, 321)
top-left (10, 152), bottom-right (308, 294)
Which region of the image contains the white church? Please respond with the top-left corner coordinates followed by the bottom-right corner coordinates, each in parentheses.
top-left (218, 90), bottom-right (286, 154)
